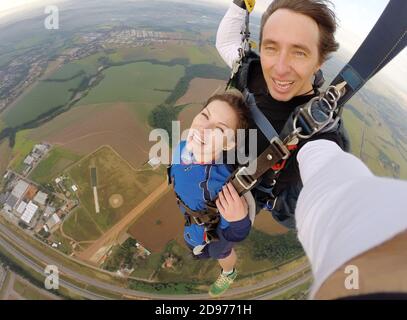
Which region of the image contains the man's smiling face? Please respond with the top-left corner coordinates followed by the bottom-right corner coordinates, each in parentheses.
top-left (260, 8), bottom-right (322, 101)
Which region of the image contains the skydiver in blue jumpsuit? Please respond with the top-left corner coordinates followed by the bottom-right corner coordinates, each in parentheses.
top-left (169, 91), bottom-right (254, 297)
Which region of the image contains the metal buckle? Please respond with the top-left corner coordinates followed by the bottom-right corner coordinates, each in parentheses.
top-left (235, 167), bottom-right (257, 190)
top-left (270, 137), bottom-right (291, 160)
top-left (293, 97), bottom-right (335, 140)
top-left (266, 197), bottom-right (278, 211)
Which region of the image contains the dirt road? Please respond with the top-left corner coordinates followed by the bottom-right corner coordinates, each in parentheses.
top-left (78, 181), bottom-right (171, 263)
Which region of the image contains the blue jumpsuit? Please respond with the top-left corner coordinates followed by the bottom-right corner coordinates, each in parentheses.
top-left (170, 141), bottom-right (251, 259)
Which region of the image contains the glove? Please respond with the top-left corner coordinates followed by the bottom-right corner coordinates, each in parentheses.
top-left (233, 0), bottom-right (256, 13)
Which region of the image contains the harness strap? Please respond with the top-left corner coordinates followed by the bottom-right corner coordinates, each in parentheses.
top-left (175, 195), bottom-right (220, 242)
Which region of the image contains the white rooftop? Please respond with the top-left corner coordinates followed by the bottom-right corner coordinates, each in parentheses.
top-left (24, 155), bottom-right (34, 166)
top-left (33, 191), bottom-right (48, 205)
top-left (46, 213), bottom-right (61, 229)
top-left (34, 144), bottom-right (48, 153)
top-left (11, 180), bottom-right (29, 199)
top-left (21, 201), bottom-right (38, 224)
top-left (16, 201), bottom-right (28, 215)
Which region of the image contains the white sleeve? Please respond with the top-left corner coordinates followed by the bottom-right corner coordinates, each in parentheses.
top-left (295, 139), bottom-right (407, 298)
top-left (216, 3), bottom-right (247, 69)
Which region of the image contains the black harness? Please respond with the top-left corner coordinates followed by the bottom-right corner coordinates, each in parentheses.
top-left (167, 167), bottom-right (221, 243)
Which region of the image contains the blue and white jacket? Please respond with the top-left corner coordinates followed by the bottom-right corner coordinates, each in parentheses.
top-left (170, 141), bottom-right (252, 248)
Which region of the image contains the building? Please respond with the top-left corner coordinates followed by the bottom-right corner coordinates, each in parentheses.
top-left (0, 192), bottom-right (9, 206)
top-left (11, 180), bottom-right (29, 199)
top-left (44, 206), bottom-right (55, 218)
top-left (45, 213), bottom-right (61, 231)
top-left (25, 185), bottom-right (38, 201)
top-left (20, 201), bottom-right (38, 224)
top-left (33, 144), bottom-right (48, 154)
top-left (33, 191), bottom-right (48, 206)
top-left (71, 185), bottom-right (78, 192)
top-left (3, 194), bottom-right (18, 213)
top-left (23, 155), bottom-right (34, 166)
top-left (16, 201), bottom-right (27, 216)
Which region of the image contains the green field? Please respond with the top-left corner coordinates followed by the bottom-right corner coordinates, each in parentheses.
top-left (121, 228), bottom-right (304, 285)
top-left (13, 277), bottom-right (55, 300)
top-left (63, 146), bottom-right (165, 241)
top-left (29, 147), bottom-right (82, 185)
top-left (108, 45), bottom-right (225, 66)
top-left (2, 77), bottom-right (83, 127)
top-left (46, 63), bottom-right (85, 81)
top-left (77, 62), bottom-right (185, 114)
top-left (8, 130), bottom-right (36, 173)
top-left (62, 207), bottom-right (103, 242)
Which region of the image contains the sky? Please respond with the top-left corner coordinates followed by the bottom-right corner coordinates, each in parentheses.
top-left (0, 0), bottom-right (405, 98)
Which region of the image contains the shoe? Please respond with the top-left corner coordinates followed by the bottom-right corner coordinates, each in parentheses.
top-left (208, 269), bottom-right (237, 297)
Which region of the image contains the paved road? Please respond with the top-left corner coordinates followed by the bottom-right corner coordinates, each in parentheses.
top-left (0, 234), bottom-right (108, 300)
top-left (252, 274), bottom-right (312, 300)
top-left (0, 222), bottom-right (310, 300)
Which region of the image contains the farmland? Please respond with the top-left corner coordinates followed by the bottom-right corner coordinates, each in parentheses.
top-left (63, 146), bottom-right (165, 242)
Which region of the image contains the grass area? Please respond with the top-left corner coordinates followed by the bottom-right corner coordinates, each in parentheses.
top-left (0, 139), bottom-right (12, 184)
top-left (108, 45), bottom-right (225, 67)
top-left (74, 52), bottom-right (106, 76)
top-left (8, 130), bottom-right (37, 173)
top-left (46, 63), bottom-right (85, 81)
top-left (0, 270), bottom-right (10, 299)
top-left (185, 45), bottom-right (225, 66)
top-left (77, 62), bottom-right (185, 121)
top-left (343, 98), bottom-right (407, 179)
top-left (13, 276), bottom-right (55, 300)
top-left (236, 230), bottom-right (305, 277)
top-left (271, 279), bottom-right (312, 300)
top-left (3, 77), bottom-right (83, 127)
top-left (0, 216), bottom-right (127, 288)
top-left (64, 146), bottom-right (164, 241)
top-left (29, 147), bottom-right (82, 185)
top-left (130, 253), bottom-right (162, 279)
top-left (62, 207), bottom-right (103, 242)
top-left (50, 230), bottom-right (73, 256)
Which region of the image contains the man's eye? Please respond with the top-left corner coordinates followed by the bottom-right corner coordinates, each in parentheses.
top-left (294, 51), bottom-right (306, 57)
top-left (265, 46), bottom-right (276, 52)
top-left (201, 112), bottom-right (209, 119)
top-left (216, 127), bottom-right (225, 133)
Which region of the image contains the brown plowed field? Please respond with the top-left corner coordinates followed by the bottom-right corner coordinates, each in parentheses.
top-left (175, 78), bottom-right (225, 106)
top-left (29, 102), bottom-right (152, 168)
top-left (127, 190), bottom-right (185, 253)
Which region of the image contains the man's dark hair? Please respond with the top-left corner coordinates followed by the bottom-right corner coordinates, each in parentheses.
top-left (259, 0), bottom-right (339, 63)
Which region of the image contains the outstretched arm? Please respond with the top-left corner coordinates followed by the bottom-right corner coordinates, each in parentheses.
top-left (216, 2), bottom-right (247, 69)
top-left (296, 139), bottom-right (407, 299)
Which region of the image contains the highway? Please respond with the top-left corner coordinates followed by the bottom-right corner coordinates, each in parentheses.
top-left (0, 222), bottom-right (311, 300)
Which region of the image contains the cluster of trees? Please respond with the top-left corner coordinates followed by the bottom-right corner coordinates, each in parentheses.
top-left (128, 279), bottom-right (202, 294)
top-left (164, 64), bottom-right (229, 105)
top-left (148, 104), bottom-right (184, 143)
top-left (102, 238), bottom-right (139, 272)
top-left (249, 230), bottom-right (304, 264)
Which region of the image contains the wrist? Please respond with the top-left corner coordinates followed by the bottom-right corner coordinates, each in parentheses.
top-left (233, 0), bottom-right (246, 10)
